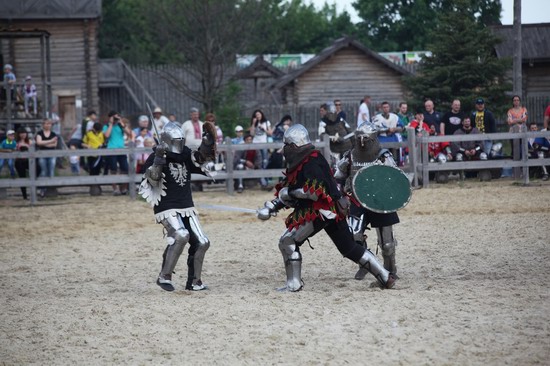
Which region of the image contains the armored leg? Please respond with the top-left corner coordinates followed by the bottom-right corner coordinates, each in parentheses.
top-left (376, 226), bottom-right (398, 276)
top-left (187, 215), bottom-right (210, 290)
top-left (348, 214), bottom-right (370, 280)
top-left (278, 222), bottom-right (315, 292)
top-left (158, 215), bottom-right (190, 291)
top-left (357, 249), bottom-right (395, 289)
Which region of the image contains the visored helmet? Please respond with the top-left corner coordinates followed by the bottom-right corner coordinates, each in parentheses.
top-left (160, 121), bottom-right (185, 153)
top-left (283, 124), bottom-right (311, 147)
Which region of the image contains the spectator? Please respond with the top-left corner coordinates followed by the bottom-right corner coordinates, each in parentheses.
top-left (397, 102), bottom-right (413, 138)
top-left (181, 107), bottom-right (204, 150)
top-left (232, 125), bottom-right (245, 144)
top-left (136, 137), bottom-right (154, 174)
top-left (428, 124), bottom-right (452, 163)
top-left (181, 107), bottom-right (205, 191)
top-left (334, 99), bottom-right (346, 122)
top-left (507, 95), bottom-right (528, 133)
top-left (35, 118), bottom-right (58, 197)
top-left (357, 95), bottom-right (371, 128)
top-left (0, 129), bottom-right (17, 177)
top-left (2, 64), bottom-right (16, 109)
top-left (22, 75), bottom-right (37, 117)
top-left (82, 122), bottom-right (106, 195)
top-left (272, 115), bottom-right (292, 143)
top-left (409, 108), bottom-right (431, 136)
top-left (373, 101), bottom-right (403, 159)
top-left (133, 115), bottom-right (153, 139)
top-left (103, 111), bottom-right (132, 196)
top-left (249, 109), bottom-right (272, 173)
top-left (471, 97), bottom-right (497, 154)
top-left (68, 143), bottom-right (80, 175)
top-left (168, 114), bottom-right (177, 122)
top-left (527, 123), bottom-right (549, 181)
top-left (135, 127), bottom-right (150, 148)
top-left (80, 110), bottom-right (98, 141)
top-left (544, 101), bottom-right (550, 130)
top-left (14, 127), bottom-right (34, 199)
top-left (423, 99), bottom-right (442, 134)
top-left (440, 99), bottom-right (464, 136)
top-left (451, 116), bottom-right (486, 162)
top-left (233, 133), bottom-right (263, 193)
top-left (152, 107), bottom-right (170, 133)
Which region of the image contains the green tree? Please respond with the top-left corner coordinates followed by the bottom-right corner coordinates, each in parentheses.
top-left (404, 0), bottom-right (511, 114)
top-left (353, 0), bottom-right (502, 51)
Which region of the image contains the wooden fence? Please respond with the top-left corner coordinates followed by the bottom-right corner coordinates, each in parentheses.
top-left (1, 130), bottom-right (549, 204)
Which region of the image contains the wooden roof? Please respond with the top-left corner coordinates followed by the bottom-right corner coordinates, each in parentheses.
top-left (233, 55), bottom-right (285, 80)
top-left (491, 23), bottom-right (550, 61)
top-left (1, 0), bottom-right (101, 19)
top-left (270, 36), bottom-right (411, 90)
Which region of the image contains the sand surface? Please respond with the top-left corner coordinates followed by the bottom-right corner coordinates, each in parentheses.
top-left (1, 180), bottom-right (549, 365)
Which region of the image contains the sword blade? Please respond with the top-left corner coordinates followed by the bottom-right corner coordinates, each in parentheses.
top-left (197, 203), bottom-right (258, 214)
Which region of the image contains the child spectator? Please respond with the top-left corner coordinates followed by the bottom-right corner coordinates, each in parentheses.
top-left (69, 144), bottom-right (80, 175)
top-left (0, 129), bottom-right (17, 177)
top-left (136, 137), bottom-right (153, 174)
top-left (22, 75), bottom-right (37, 116)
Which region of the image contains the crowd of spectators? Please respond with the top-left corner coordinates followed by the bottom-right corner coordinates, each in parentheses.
top-left (1, 96), bottom-right (550, 200)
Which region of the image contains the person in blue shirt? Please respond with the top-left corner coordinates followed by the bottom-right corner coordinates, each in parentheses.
top-left (103, 111), bottom-right (133, 195)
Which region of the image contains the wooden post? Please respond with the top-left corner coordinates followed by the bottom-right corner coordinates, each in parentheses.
top-left (128, 142), bottom-right (137, 199)
top-left (225, 137), bottom-right (235, 195)
top-left (513, 0), bottom-right (522, 98)
top-left (521, 132), bottom-right (529, 185)
top-left (421, 135), bottom-right (430, 188)
top-left (29, 143), bottom-right (37, 205)
top-left (407, 128), bottom-right (418, 187)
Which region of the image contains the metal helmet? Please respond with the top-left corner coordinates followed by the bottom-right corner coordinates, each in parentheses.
top-left (355, 122), bottom-right (380, 138)
top-left (283, 124), bottom-right (311, 147)
top-left (160, 121), bottom-right (185, 153)
top-left (436, 152), bottom-right (447, 164)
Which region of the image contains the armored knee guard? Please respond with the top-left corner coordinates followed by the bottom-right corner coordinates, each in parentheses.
top-left (357, 249), bottom-right (395, 289)
top-left (377, 226), bottom-right (397, 275)
top-left (279, 235), bottom-right (303, 292)
top-left (160, 217), bottom-right (190, 278)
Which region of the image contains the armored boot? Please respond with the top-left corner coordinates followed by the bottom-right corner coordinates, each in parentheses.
top-left (357, 249), bottom-right (395, 289)
top-left (377, 226), bottom-right (398, 277)
top-left (281, 250), bottom-right (303, 292)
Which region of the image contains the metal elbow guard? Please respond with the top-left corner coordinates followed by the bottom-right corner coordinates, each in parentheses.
top-left (145, 164), bottom-right (163, 184)
top-left (289, 187), bottom-right (319, 201)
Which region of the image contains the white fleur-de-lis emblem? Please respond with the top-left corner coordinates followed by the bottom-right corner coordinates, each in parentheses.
top-left (169, 162), bottom-right (188, 186)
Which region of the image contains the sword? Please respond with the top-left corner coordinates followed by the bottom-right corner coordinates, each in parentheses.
top-left (197, 203), bottom-right (258, 214)
top-left (146, 103), bottom-right (161, 144)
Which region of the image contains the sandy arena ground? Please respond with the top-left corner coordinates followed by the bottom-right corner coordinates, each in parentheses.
top-left (1, 179), bottom-right (549, 365)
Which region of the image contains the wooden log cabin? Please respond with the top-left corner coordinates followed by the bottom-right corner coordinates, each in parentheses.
top-left (269, 37), bottom-right (411, 108)
top-left (0, 0), bottom-right (101, 137)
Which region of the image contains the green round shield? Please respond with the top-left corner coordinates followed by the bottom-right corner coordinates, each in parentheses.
top-left (352, 165), bottom-right (412, 213)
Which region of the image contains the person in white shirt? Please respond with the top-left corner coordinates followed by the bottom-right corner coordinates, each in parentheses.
top-left (152, 107), bottom-right (170, 135)
top-left (373, 101), bottom-right (403, 158)
top-left (181, 107), bottom-right (204, 150)
top-left (357, 95), bottom-right (371, 128)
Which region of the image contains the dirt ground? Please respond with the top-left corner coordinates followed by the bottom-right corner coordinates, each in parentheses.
top-left (1, 179), bottom-right (549, 365)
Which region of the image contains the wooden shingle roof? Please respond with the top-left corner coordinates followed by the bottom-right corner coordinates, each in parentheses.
top-left (270, 36), bottom-right (411, 90)
top-left (233, 55), bottom-right (286, 80)
top-left (1, 0), bottom-right (101, 19)
top-left (491, 23), bottom-right (550, 61)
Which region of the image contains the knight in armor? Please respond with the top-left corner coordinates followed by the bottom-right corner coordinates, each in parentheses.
top-left (257, 124), bottom-right (396, 292)
top-left (139, 121), bottom-right (218, 292)
top-left (334, 123), bottom-right (402, 279)
top-left (318, 103), bottom-right (353, 166)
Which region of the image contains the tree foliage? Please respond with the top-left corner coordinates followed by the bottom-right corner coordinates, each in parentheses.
top-left (353, 0), bottom-right (502, 51)
top-left (404, 0), bottom-right (511, 114)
